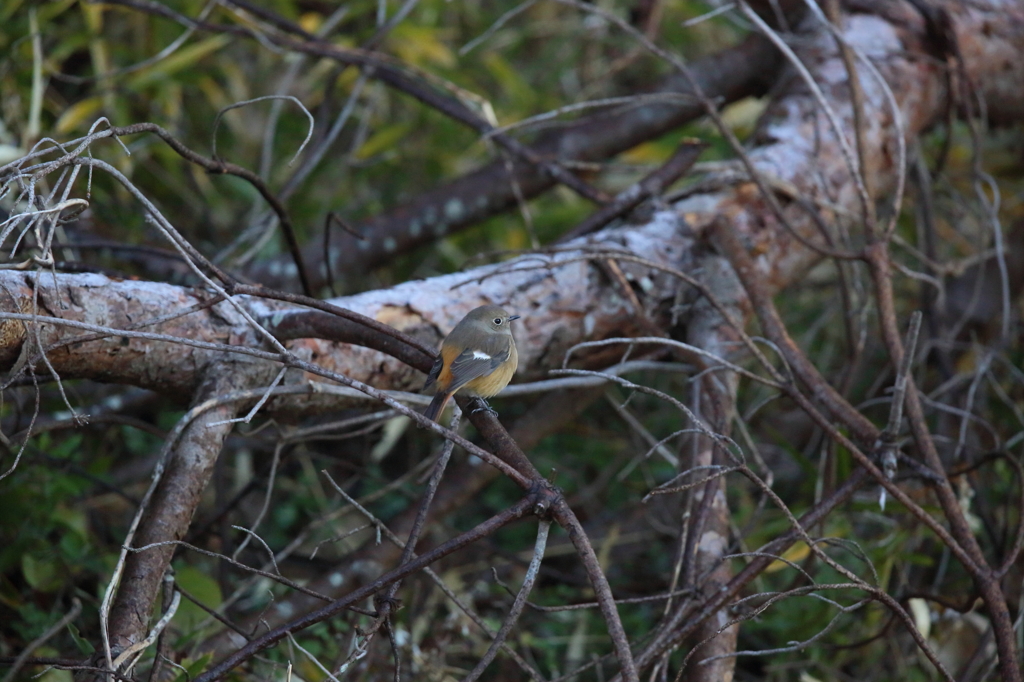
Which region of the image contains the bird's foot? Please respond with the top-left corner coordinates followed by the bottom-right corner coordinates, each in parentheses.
top-left (471, 399), bottom-right (499, 417)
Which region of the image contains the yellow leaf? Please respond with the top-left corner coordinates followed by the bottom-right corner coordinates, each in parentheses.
top-left (54, 97), bottom-right (104, 135)
top-left (80, 2), bottom-right (103, 31)
top-left (197, 75), bottom-right (229, 112)
top-left (299, 12), bottom-right (323, 34)
top-left (481, 52), bottom-right (533, 106)
top-left (721, 96), bottom-right (767, 136)
top-left (388, 25), bottom-right (455, 69)
top-left (354, 123), bottom-right (412, 160)
top-left (621, 141), bottom-right (669, 165)
top-left (765, 541), bottom-right (810, 573)
top-left (295, 656), bottom-right (326, 682)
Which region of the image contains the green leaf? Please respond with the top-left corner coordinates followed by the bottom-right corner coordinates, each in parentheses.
top-left (172, 654), bottom-right (212, 682)
top-left (22, 554), bottom-right (60, 592)
top-left (172, 565), bottom-right (222, 633)
top-left (1, 0), bottom-right (26, 22)
top-left (67, 622), bottom-right (95, 655)
top-left (53, 505), bottom-right (89, 539)
top-left (126, 34), bottom-right (232, 90)
top-left (33, 654), bottom-right (73, 682)
top-left (481, 52), bottom-right (534, 109)
top-left (388, 24), bottom-right (455, 69)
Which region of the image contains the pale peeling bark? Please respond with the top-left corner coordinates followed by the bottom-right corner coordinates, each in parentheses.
top-left (0, 214), bottom-right (691, 408)
top-left (681, 253), bottom-right (746, 682)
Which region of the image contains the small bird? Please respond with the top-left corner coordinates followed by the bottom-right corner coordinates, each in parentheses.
top-left (423, 305), bottom-right (520, 421)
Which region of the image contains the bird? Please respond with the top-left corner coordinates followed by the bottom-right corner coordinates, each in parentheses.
top-left (422, 305), bottom-right (520, 422)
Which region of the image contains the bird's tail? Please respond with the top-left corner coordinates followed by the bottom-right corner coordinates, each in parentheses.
top-left (423, 392), bottom-right (451, 422)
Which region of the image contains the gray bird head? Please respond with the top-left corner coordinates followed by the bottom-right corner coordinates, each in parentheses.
top-left (461, 305), bottom-right (520, 334)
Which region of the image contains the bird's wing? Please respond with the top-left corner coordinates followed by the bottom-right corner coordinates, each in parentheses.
top-left (423, 353), bottom-right (444, 391)
top-left (447, 341), bottom-right (511, 393)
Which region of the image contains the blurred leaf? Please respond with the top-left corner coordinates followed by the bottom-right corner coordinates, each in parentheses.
top-left (126, 34), bottom-right (232, 90)
top-left (299, 12), bottom-right (324, 34)
top-left (198, 75), bottom-right (230, 113)
top-left (481, 52), bottom-right (534, 112)
top-left (176, 565), bottom-right (223, 606)
top-left (172, 564), bottom-right (222, 632)
top-left (67, 622), bottom-right (95, 655)
top-left (80, 2), bottom-right (103, 32)
top-left (219, 60), bottom-right (252, 110)
top-left (0, 144), bottom-right (25, 165)
top-left (721, 96), bottom-right (767, 137)
top-left (22, 553), bottom-right (60, 592)
top-left (172, 654), bottom-right (212, 682)
top-left (766, 541), bottom-right (810, 573)
top-left (295, 656), bottom-right (326, 682)
top-left (354, 122), bottom-right (413, 160)
top-left (53, 504), bottom-right (88, 537)
top-left (620, 141), bottom-right (669, 165)
top-left (0, 0), bottom-right (25, 22)
top-left (34, 650), bottom-right (73, 682)
top-left (388, 24), bottom-right (455, 69)
top-left (54, 97), bottom-right (104, 135)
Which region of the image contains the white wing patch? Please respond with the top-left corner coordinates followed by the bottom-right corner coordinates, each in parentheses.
top-left (472, 350), bottom-right (492, 360)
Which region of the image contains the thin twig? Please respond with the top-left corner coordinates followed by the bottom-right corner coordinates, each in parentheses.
top-left (462, 520), bottom-right (551, 682)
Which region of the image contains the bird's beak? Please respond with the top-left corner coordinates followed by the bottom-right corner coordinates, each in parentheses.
top-left (509, 315), bottom-right (521, 321)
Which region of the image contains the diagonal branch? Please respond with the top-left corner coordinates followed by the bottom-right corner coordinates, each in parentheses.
top-left (192, 494), bottom-right (538, 682)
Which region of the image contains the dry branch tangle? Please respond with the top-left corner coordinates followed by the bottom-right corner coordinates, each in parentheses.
top-left (703, 0), bottom-right (1021, 289)
top-left (0, 3), bottom-right (1022, 673)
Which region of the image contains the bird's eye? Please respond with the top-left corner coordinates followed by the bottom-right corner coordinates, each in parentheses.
top-left (493, 318), bottom-right (502, 325)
